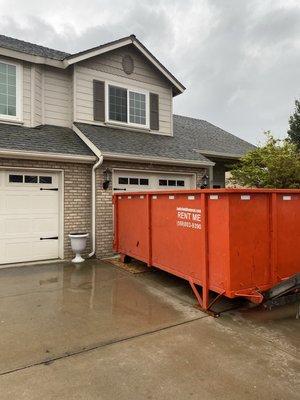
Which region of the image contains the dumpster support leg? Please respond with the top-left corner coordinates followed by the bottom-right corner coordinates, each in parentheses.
top-left (189, 280), bottom-right (203, 308)
top-left (120, 254), bottom-right (131, 263)
top-left (189, 280), bottom-right (224, 316)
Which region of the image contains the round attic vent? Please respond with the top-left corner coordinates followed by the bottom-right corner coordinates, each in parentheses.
top-left (122, 55), bottom-right (134, 75)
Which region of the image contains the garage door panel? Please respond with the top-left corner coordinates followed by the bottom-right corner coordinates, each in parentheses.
top-left (0, 170), bottom-right (60, 265)
top-left (32, 216), bottom-right (59, 234)
top-left (33, 195), bottom-right (59, 211)
top-left (1, 239), bottom-right (58, 264)
top-left (3, 193), bottom-right (32, 212)
top-left (0, 192), bottom-right (4, 209)
top-left (33, 240), bottom-right (59, 259)
top-left (3, 217), bottom-right (30, 235)
top-left (1, 215), bottom-right (58, 237)
top-left (2, 238), bottom-right (35, 264)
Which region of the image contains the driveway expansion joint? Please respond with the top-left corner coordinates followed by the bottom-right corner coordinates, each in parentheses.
top-left (0, 315), bottom-right (209, 377)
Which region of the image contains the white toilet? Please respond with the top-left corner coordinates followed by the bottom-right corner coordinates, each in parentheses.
top-left (69, 232), bottom-right (89, 263)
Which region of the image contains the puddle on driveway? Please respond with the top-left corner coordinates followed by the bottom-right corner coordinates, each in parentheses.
top-left (0, 260), bottom-right (201, 374)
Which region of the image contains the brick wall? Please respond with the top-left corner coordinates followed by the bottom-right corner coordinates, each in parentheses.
top-left (95, 160), bottom-right (207, 259)
top-left (0, 158), bottom-right (92, 259)
top-left (0, 157), bottom-right (207, 262)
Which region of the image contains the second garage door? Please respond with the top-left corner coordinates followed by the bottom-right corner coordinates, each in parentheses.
top-left (113, 170), bottom-right (195, 192)
top-left (0, 170), bottom-right (60, 265)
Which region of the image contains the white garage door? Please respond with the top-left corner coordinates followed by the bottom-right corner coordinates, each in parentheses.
top-left (0, 170), bottom-right (60, 265)
top-left (113, 170), bottom-right (195, 192)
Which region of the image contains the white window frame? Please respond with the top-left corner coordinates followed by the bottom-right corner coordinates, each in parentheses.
top-left (105, 81), bottom-right (150, 129)
top-left (0, 58), bottom-right (23, 122)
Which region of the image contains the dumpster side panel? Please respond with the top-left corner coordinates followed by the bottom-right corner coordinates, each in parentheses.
top-left (207, 194), bottom-right (230, 293)
top-left (116, 195), bottom-right (149, 263)
top-left (229, 193), bottom-right (271, 292)
top-left (113, 189), bottom-right (300, 305)
top-left (151, 193), bottom-right (203, 283)
top-left (276, 193), bottom-right (300, 279)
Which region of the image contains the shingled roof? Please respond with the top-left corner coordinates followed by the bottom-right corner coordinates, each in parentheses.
top-left (173, 115), bottom-right (255, 156)
top-left (0, 34), bottom-right (70, 60)
top-left (0, 113), bottom-right (254, 164)
top-left (74, 122), bottom-right (213, 165)
top-left (0, 124), bottom-right (93, 156)
top-left (74, 115), bottom-right (254, 165)
top-left (0, 34), bottom-right (185, 95)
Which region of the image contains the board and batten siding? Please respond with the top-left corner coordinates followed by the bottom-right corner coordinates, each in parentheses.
top-left (74, 45), bottom-right (173, 135)
top-left (43, 66), bottom-right (72, 127)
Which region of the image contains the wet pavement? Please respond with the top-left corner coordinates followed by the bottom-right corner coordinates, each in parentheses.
top-left (0, 261), bottom-right (203, 374)
top-left (0, 260), bottom-right (299, 399)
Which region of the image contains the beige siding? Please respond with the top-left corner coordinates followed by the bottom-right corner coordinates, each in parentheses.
top-left (75, 45), bottom-right (173, 135)
top-left (43, 66), bottom-right (72, 127)
top-left (80, 45), bottom-right (170, 89)
top-left (23, 63), bottom-right (31, 126)
top-left (33, 65), bottom-right (43, 126)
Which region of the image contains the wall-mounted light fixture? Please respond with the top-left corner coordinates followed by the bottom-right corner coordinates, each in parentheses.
top-left (201, 173), bottom-right (209, 189)
top-left (103, 168), bottom-right (112, 190)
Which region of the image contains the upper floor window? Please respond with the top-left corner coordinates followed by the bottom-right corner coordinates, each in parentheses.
top-left (0, 60), bottom-right (21, 121)
top-left (108, 84), bottom-right (148, 128)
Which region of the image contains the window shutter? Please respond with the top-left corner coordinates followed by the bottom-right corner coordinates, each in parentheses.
top-left (93, 80), bottom-right (105, 122)
top-left (150, 93), bottom-right (159, 130)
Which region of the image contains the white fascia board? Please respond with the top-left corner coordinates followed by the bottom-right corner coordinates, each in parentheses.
top-left (132, 40), bottom-right (185, 94)
top-left (72, 124), bottom-right (102, 159)
top-left (63, 38), bottom-right (132, 67)
top-left (63, 37), bottom-right (185, 94)
top-left (195, 149), bottom-right (244, 159)
top-left (101, 151), bottom-right (215, 167)
top-left (0, 148), bottom-right (96, 163)
top-left (0, 47), bottom-right (65, 68)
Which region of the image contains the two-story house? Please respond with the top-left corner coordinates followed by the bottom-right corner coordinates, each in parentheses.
top-left (0, 34), bottom-right (254, 266)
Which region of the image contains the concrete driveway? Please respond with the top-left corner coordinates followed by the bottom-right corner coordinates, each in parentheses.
top-left (0, 260), bottom-right (298, 399)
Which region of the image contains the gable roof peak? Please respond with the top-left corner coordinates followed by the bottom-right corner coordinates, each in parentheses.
top-left (0, 32), bottom-right (185, 95)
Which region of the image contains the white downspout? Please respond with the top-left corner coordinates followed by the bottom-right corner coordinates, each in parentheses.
top-left (73, 124), bottom-right (103, 258)
top-left (89, 155), bottom-right (103, 257)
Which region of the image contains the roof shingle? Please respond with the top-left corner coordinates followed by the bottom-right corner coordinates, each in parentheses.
top-left (0, 34), bottom-right (70, 60)
top-left (75, 115), bottom-right (254, 165)
top-left (75, 122), bottom-right (212, 164)
top-left (0, 124), bottom-right (93, 156)
top-left (173, 115), bottom-right (255, 156)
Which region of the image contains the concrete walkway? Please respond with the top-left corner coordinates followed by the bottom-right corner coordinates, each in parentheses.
top-left (0, 260), bottom-right (299, 399)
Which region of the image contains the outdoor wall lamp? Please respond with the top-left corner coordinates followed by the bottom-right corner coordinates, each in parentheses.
top-left (103, 168), bottom-right (112, 190)
top-left (201, 173), bottom-right (209, 189)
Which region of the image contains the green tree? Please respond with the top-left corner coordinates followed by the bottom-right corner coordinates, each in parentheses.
top-left (228, 132), bottom-right (300, 188)
top-left (288, 99), bottom-right (300, 149)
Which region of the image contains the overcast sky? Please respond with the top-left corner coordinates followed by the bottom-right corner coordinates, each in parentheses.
top-left (0, 0), bottom-right (299, 144)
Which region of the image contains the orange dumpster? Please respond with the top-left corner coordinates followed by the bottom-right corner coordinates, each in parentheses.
top-left (113, 189), bottom-right (300, 311)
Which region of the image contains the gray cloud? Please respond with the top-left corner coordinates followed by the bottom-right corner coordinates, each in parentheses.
top-left (0, 0), bottom-right (299, 144)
